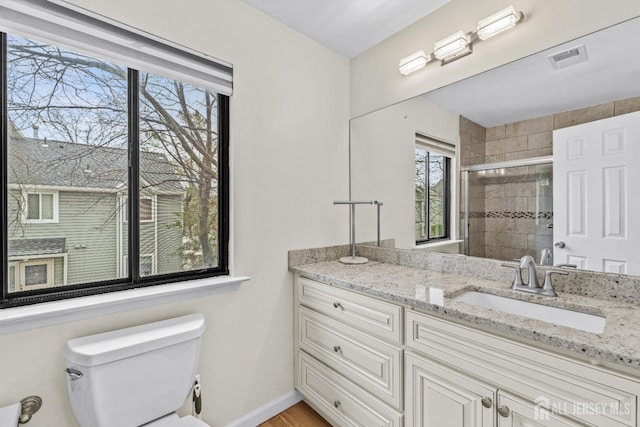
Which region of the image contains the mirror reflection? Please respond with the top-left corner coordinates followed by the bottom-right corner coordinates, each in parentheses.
top-left (350, 16), bottom-right (640, 276)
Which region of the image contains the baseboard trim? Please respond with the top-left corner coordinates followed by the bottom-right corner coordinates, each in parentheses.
top-left (224, 389), bottom-right (302, 427)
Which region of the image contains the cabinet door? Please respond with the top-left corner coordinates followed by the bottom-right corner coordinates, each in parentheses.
top-left (406, 352), bottom-right (496, 427)
top-left (497, 392), bottom-right (587, 427)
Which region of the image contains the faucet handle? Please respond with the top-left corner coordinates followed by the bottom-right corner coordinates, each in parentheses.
top-left (501, 264), bottom-right (524, 288)
top-left (541, 270), bottom-right (569, 297)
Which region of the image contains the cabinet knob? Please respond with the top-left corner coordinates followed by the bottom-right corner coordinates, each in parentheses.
top-left (497, 405), bottom-right (510, 418)
top-left (334, 400), bottom-right (341, 408)
top-left (333, 302), bottom-right (343, 309)
top-left (481, 397), bottom-right (492, 408)
top-left (333, 345), bottom-right (341, 353)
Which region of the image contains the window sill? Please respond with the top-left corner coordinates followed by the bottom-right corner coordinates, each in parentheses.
top-left (0, 275), bottom-right (250, 336)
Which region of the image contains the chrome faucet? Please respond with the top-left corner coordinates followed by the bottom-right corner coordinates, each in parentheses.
top-left (502, 255), bottom-right (568, 297)
top-left (520, 255), bottom-right (540, 288)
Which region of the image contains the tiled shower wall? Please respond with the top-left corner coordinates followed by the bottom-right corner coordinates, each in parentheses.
top-left (459, 96), bottom-right (640, 262)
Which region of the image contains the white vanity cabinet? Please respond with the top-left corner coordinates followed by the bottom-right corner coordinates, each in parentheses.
top-left (496, 392), bottom-right (587, 427)
top-left (405, 352), bottom-right (496, 426)
top-left (294, 276), bottom-right (404, 426)
top-left (293, 273), bottom-right (640, 427)
top-left (406, 309), bottom-right (640, 427)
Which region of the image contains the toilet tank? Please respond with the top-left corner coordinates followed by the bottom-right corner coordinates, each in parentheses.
top-left (65, 314), bottom-right (205, 427)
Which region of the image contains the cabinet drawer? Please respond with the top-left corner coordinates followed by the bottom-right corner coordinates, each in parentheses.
top-left (406, 310), bottom-right (639, 427)
top-left (298, 306), bottom-right (403, 409)
top-left (297, 351), bottom-right (403, 427)
top-left (297, 276), bottom-right (403, 344)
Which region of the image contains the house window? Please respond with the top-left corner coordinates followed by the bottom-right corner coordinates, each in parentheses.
top-left (123, 197), bottom-right (154, 222)
top-left (140, 255), bottom-right (154, 277)
top-left (140, 198), bottom-right (153, 222)
top-left (1, 19), bottom-right (230, 307)
top-left (24, 192), bottom-right (58, 223)
top-left (19, 259), bottom-right (54, 290)
top-left (415, 135), bottom-right (455, 244)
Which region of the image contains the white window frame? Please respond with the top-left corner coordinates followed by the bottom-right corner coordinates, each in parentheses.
top-left (122, 196), bottom-right (155, 223)
top-left (19, 258), bottom-right (54, 291)
top-left (140, 196), bottom-right (155, 223)
top-left (414, 133), bottom-right (460, 248)
top-left (22, 190), bottom-right (59, 224)
top-left (8, 262), bottom-right (18, 293)
top-left (140, 254), bottom-right (156, 276)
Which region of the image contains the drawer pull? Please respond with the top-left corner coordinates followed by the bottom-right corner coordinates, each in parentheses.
top-left (334, 400), bottom-right (341, 408)
top-left (481, 397), bottom-right (492, 408)
top-left (333, 345), bottom-right (341, 353)
top-left (497, 405), bottom-right (510, 418)
top-left (333, 302), bottom-right (343, 309)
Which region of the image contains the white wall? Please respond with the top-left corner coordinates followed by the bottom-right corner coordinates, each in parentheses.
top-left (0, 1), bottom-right (350, 425)
top-left (350, 96), bottom-right (459, 249)
top-left (351, 0), bottom-right (640, 118)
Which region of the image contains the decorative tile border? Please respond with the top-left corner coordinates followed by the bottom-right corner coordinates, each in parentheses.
top-left (466, 211), bottom-right (553, 220)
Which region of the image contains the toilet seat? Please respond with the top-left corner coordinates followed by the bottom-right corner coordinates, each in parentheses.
top-left (143, 413), bottom-right (209, 427)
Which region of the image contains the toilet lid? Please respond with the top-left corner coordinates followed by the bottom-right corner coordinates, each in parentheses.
top-left (144, 414), bottom-right (210, 427)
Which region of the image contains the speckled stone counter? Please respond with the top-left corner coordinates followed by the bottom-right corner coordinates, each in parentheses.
top-left (290, 257), bottom-right (640, 375)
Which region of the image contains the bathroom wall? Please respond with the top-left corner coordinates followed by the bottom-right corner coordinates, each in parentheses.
top-left (0, 1), bottom-right (350, 426)
top-left (350, 0), bottom-right (640, 118)
top-left (350, 95), bottom-right (460, 250)
top-left (460, 97), bottom-right (640, 262)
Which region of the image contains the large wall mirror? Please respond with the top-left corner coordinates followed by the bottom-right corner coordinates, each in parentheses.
top-left (350, 16), bottom-right (640, 276)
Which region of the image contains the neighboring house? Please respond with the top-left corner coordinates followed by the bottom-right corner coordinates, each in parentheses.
top-left (7, 131), bottom-right (185, 292)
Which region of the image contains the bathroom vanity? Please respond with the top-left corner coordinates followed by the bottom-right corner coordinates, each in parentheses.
top-left (290, 246), bottom-right (640, 427)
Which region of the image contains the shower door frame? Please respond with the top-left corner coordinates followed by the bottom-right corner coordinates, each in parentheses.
top-left (460, 156), bottom-right (553, 256)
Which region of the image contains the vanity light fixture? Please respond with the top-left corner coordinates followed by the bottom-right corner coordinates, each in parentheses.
top-left (399, 50), bottom-right (431, 75)
top-left (477, 5), bottom-right (523, 41)
top-left (398, 5), bottom-right (524, 75)
top-left (434, 31), bottom-right (472, 62)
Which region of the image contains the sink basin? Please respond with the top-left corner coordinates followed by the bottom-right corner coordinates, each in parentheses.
top-left (453, 291), bottom-right (606, 333)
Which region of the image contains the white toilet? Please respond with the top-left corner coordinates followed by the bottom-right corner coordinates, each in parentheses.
top-left (64, 313), bottom-right (209, 427)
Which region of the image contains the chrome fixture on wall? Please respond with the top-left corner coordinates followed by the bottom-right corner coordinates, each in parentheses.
top-left (399, 5), bottom-right (524, 75)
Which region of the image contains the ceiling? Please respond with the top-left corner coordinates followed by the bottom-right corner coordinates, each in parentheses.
top-left (424, 17), bottom-right (640, 127)
top-left (240, 0), bottom-right (451, 58)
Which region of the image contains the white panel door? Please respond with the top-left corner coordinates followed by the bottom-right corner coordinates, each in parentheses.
top-left (553, 111), bottom-right (640, 275)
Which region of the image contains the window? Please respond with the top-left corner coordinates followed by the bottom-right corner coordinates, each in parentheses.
top-left (123, 197), bottom-right (154, 222)
top-left (1, 7), bottom-right (231, 307)
top-left (415, 135), bottom-right (455, 244)
top-left (22, 191), bottom-right (58, 223)
top-left (19, 259), bottom-right (54, 290)
top-left (140, 198), bottom-right (153, 222)
top-left (140, 255), bottom-right (154, 277)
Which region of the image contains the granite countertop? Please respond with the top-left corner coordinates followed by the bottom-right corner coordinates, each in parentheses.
top-left (291, 260), bottom-right (640, 373)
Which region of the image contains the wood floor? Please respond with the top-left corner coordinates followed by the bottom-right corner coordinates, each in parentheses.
top-left (258, 402), bottom-right (331, 427)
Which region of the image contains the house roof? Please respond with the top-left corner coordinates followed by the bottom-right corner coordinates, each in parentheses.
top-left (9, 237), bottom-right (66, 257)
top-left (9, 136), bottom-right (184, 193)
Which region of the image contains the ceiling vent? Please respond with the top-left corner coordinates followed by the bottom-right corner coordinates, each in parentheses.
top-left (548, 44), bottom-right (588, 70)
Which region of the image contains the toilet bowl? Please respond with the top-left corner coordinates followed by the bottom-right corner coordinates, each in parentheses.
top-left (65, 314), bottom-right (209, 427)
top-left (0, 403), bottom-right (20, 426)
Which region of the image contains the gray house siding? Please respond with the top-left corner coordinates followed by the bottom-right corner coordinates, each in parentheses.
top-left (8, 189), bottom-right (119, 286)
top-left (157, 194), bottom-right (183, 275)
top-left (122, 194), bottom-right (183, 276)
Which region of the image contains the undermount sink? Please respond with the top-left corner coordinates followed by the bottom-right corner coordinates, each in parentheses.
top-left (453, 291), bottom-right (606, 334)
